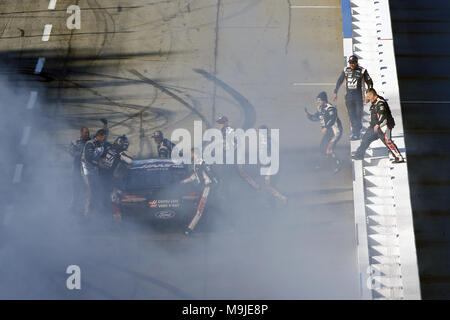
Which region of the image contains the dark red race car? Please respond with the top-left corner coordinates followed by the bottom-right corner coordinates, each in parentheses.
top-left (111, 159), bottom-right (201, 226)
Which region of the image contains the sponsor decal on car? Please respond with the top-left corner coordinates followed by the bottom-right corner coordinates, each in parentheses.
top-left (154, 210), bottom-right (176, 219)
top-left (148, 199), bottom-right (180, 208)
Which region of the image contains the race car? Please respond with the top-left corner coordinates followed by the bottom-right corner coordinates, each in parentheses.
top-left (110, 159), bottom-right (202, 225)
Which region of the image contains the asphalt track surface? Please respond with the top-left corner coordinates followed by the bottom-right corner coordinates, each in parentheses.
top-left (0, 0), bottom-right (359, 299)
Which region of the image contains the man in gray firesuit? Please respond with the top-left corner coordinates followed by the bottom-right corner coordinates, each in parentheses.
top-left (81, 129), bottom-right (107, 218)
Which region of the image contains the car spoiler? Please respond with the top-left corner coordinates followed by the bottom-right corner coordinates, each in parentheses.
top-left (130, 158), bottom-right (186, 170)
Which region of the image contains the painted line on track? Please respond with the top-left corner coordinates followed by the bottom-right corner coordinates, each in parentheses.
top-left (20, 126), bottom-right (32, 146)
top-left (48, 0), bottom-right (57, 10)
top-left (42, 24), bottom-right (52, 41)
top-left (12, 164), bottom-right (23, 184)
top-left (34, 57), bottom-right (45, 74)
top-left (26, 91), bottom-right (38, 110)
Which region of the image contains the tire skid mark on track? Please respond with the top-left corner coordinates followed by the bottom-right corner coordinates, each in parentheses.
top-left (129, 68), bottom-right (212, 128)
top-left (55, 78), bottom-right (171, 140)
top-left (212, 0), bottom-right (222, 123)
top-left (286, 0), bottom-right (292, 54)
top-left (194, 69), bottom-right (256, 129)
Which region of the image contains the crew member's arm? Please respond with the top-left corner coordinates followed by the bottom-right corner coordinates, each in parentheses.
top-left (181, 172), bottom-right (198, 184)
top-left (119, 152), bottom-right (133, 164)
top-left (375, 101), bottom-right (388, 128)
top-left (69, 141), bottom-right (81, 157)
top-left (363, 69), bottom-right (373, 89)
top-left (305, 108), bottom-right (320, 122)
top-left (332, 70), bottom-right (346, 101)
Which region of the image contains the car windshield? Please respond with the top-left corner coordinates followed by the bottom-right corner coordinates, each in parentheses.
top-left (123, 161), bottom-right (189, 191)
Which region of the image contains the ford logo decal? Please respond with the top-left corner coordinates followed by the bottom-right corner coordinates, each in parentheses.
top-left (155, 210), bottom-right (176, 219)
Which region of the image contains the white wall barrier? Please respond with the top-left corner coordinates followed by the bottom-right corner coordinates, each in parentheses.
top-left (342, 0), bottom-right (421, 300)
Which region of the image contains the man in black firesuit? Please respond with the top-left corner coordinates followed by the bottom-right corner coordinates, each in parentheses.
top-left (332, 55), bottom-right (373, 140)
top-left (353, 88), bottom-right (405, 163)
top-left (99, 135), bottom-right (133, 210)
top-left (68, 126), bottom-right (90, 214)
top-left (152, 130), bottom-right (176, 159)
top-left (305, 91), bottom-right (343, 173)
top-left (81, 129), bottom-right (107, 219)
top-left (181, 147), bottom-right (218, 235)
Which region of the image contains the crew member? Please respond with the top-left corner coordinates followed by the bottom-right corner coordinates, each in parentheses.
top-left (181, 148), bottom-right (218, 235)
top-left (305, 91), bottom-right (343, 173)
top-left (81, 129), bottom-right (107, 218)
top-left (258, 125), bottom-right (288, 203)
top-left (352, 88), bottom-right (405, 163)
top-left (99, 135), bottom-right (133, 209)
top-left (332, 55), bottom-right (373, 140)
top-left (68, 127), bottom-right (90, 214)
top-left (152, 130), bottom-right (176, 159)
top-left (216, 115), bottom-right (260, 191)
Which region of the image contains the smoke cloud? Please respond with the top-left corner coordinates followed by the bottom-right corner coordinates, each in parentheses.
top-left (0, 0), bottom-right (358, 300)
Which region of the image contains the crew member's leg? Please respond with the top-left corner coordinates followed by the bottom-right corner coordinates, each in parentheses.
top-left (354, 96), bottom-right (363, 137)
top-left (237, 164), bottom-right (260, 190)
top-left (354, 128), bottom-right (379, 159)
top-left (327, 126), bottom-right (342, 172)
top-left (345, 96), bottom-right (358, 138)
top-left (185, 185), bottom-right (211, 235)
top-left (327, 126), bottom-right (341, 155)
top-left (317, 131), bottom-right (331, 169)
top-left (82, 174), bottom-right (98, 218)
top-left (320, 131), bottom-right (331, 156)
top-left (377, 127), bottom-right (404, 161)
top-left (82, 175), bottom-right (92, 218)
top-left (263, 174), bottom-right (288, 204)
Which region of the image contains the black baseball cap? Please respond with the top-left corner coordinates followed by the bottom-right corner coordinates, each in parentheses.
top-left (317, 91), bottom-right (328, 102)
top-left (216, 116), bottom-right (229, 124)
top-left (348, 55), bottom-right (358, 64)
